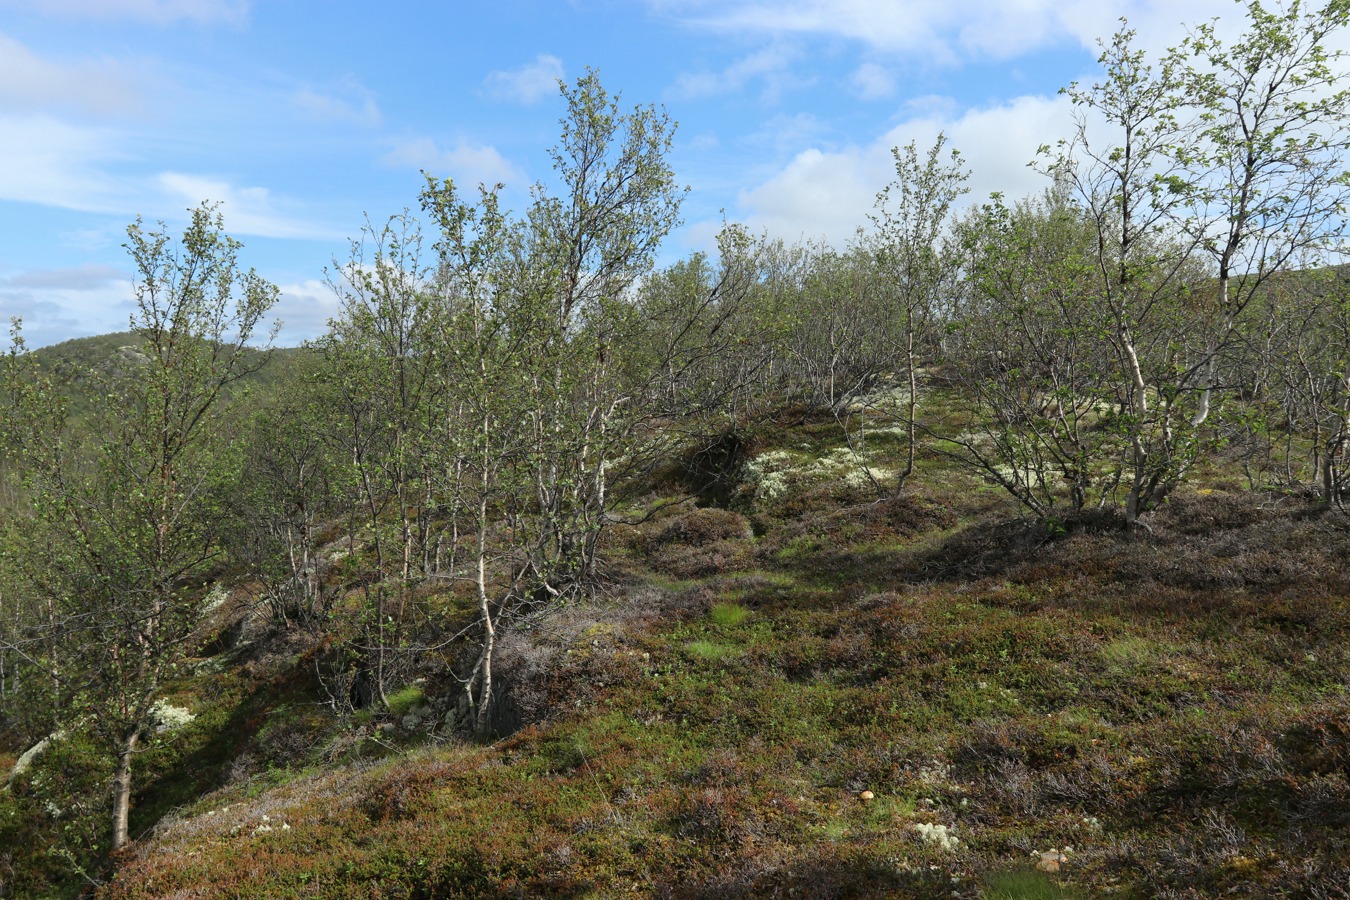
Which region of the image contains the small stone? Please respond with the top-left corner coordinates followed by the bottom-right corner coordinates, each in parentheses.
top-left (859, 790), bottom-right (874, 801)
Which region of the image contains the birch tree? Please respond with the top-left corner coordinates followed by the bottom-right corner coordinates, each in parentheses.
top-left (419, 71), bottom-right (685, 736)
top-left (870, 135), bottom-right (969, 494)
top-left (1051, 25), bottom-right (1217, 523)
top-left (1175, 0), bottom-right (1350, 499)
top-left (0, 206), bottom-right (276, 852)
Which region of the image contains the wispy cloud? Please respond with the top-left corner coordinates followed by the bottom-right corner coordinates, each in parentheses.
top-left (0, 0), bottom-right (250, 26)
top-left (0, 113), bottom-right (129, 210)
top-left (0, 33), bottom-right (144, 118)
top-left (482, 54), bottom-right (564, 105)
top-left (383, 138), bottom-right (523, 189)
top-left (0, 113), bottom-right (334, 241)
top-left (650, 0), bottom-right (1237, 62)
top-left (292, 80), bottom-right (382, 128)
top-left (849, 62), bottom-right (895, 101)
top-left (2, 263), bottom-right (126, 291)
top-left (156, 172), bottom-right (340, 240)
top-left (670, 45), bottom-right (808, 102)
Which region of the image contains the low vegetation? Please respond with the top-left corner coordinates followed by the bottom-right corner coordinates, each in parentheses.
top-left (2, 408), bottom-right (1347, 897)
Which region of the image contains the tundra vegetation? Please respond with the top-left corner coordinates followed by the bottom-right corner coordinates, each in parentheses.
top-left (1, 5), bottom-right (1349, 896)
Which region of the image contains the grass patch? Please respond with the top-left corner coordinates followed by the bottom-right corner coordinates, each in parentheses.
top-left (685, 639), bottom-right (735, 662)
top-left (985, 868), bottom-right (1082, 899)
top-left (709, 601), bottom-right (750, 627)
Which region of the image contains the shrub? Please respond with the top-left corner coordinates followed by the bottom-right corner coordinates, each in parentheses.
top-left (647, 508), bottom-right (752, 551)
top-left (645, 509), bottom-right (756, 578)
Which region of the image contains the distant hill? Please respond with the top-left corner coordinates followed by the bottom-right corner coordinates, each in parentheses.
top-left (25, 332), bottom-right (311, 417)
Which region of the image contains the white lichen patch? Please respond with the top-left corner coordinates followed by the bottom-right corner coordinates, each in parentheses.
top-left (916, 758), bottom-right (953, 785)
top-left (845, 384), bottom-right (920, 413)
top-left (842, 465), bottom-right (893, 490)
top-left (911, 821), bottom-right (960, 852)
top-left (7, 730), bottom-right (65, 784)
top-left (743, 444), bottom-right (896, 505)
top-left (809, 447), bottom-right (891, 490)
top-left (201, 582), bottom-right (231, 613)
top-left (151, 700), bottom-right (197, 733)
top-left (742, 449), bottom-right (796, 503)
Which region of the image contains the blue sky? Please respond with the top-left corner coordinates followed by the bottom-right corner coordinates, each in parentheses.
top-left (0, 0), bottom-right (1256, 347)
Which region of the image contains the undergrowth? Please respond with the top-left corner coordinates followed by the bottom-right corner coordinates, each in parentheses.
top-left (4, 416), bottom-right (1348, 898)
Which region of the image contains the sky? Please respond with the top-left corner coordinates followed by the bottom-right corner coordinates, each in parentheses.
top-left (0, 0), bottom-right (1270, 348)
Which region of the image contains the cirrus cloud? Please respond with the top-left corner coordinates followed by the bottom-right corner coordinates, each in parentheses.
top-left (382, 137), bottom-right (523, 189)
top-left (292, 80), bottom-right (382, 128)
top-left (649, 0), bottom-right (1238, 63)
top-left (482, 54), bottom-right (565, 105)
top-left (849, 62), bottom-right (896, 100)
top-left (0, 33), bottom-right (144, 118)
top-left (155, 173), bottom-right (341, 240)
top-left (670, 45), bottom-right (810, 103)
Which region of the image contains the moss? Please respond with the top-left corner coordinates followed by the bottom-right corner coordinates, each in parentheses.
top-left (384, 684), bottom-right (427, 717)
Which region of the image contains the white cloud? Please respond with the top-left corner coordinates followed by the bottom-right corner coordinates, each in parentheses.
top-left (0, 0), bottom-right (249, 25)
top-left (0, 114), bottom-right (333, 240)
top-left (482, 54), bottom-right (565, 105)
top-left (685, 132), bottom-right (721, 152)
top-left (850, 62), bottom-right (896, 100)
top-left (731, 92), bottom-right (1074, 246)
top-left (670, 45), bottom-right (808, 102)
top-left (0, 33), bottom-right (143, 118)
top-left (272, 278), bottom-right (341, 346)
top-left (651, 0), bottom-right (1237, 62)
top-left (0, 266), bottom-right (136, 347)
top-left (383, 138), bottom-right (523, 188)
top-left (155, 173), bottom-right (339, 240)
top-left (292, 81), bottom-right (382, 128)
top-left (0, 269), bottom-right (338, 351)
top-left (3, 263), bottom-right (126, 291)
top-left (0, 113), bottom-right (128, 210)
top-left (746, 112), bottom-right (831, 155)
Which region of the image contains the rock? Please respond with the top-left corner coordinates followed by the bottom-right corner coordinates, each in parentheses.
top-left (1036, 849), bottom-right (1067, 873)
top-left (859, 790), bottom-right (874, 801)
top-left (7, 731), bottom-right (65, 786)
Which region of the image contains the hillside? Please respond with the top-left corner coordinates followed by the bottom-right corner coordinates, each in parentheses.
top-left (8, 33), bottom-right (1350, 889)
top-left (3, 398), bottom-right (1345, 898)
top-left (26, 332), bottom-right (307, 415)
